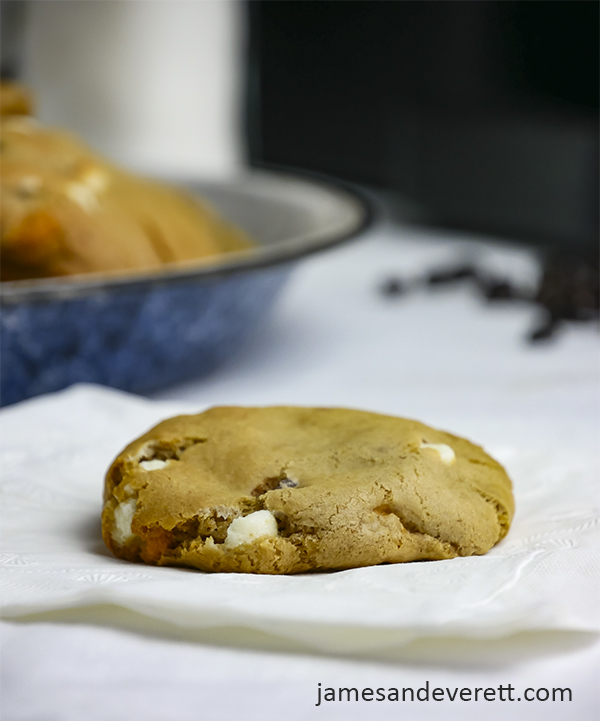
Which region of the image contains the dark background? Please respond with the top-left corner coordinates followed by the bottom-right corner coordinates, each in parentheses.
top-left (246, 1), bottom-right (599, 254)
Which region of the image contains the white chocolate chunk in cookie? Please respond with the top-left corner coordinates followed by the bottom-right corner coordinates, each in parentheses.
top-left (18, 175), bottom-right (43, 196)
top-left (65, 182), bottom-right (100, 212)
top-left (139, 459), bottom-right (169, 471)
top-left (420, 442), bottom-right (456, 464)
top-left (224, 510), bottom-right (278, 548)
top-left (78, 167), bottom-right (109, 193)
top-left (111, 498), bottom-right (137, 545)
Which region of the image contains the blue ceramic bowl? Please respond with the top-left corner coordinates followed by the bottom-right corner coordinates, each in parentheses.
top-left (0, 170), bottom-right (368, 406)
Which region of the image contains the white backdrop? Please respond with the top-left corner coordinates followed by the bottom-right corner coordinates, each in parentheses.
top-left (22, 0), bottom-right (244, 177)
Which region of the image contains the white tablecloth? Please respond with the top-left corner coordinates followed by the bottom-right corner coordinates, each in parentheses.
top-left (2, 219), bottom-right (598, 720)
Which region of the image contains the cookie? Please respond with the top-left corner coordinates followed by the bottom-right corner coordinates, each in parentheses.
top-left (101, 407), bottom-right (514, 574)
top-left (0, 85), bottom-right (252, 281)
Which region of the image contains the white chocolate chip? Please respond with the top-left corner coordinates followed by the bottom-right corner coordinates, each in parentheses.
top-left (111, 498), bottom-right (137, 545)
top-left (224, 510), bottom-right (278, 548)
top-left (139, 459), bottom-right (169, 471)
top-left (122, 484), bottom-right (135, 497)
top-left (65, 182), bottom-right (99, 212)
top-left (79, 167), bottom-right (109, 193)
top-left (18, 175), bottom-right (43, 196)
top-left (420, 442), bottom-right (456, 464)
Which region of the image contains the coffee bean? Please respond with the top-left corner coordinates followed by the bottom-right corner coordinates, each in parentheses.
top-left (426, 264), bottom-right (478, 285)
top-left (528, 316), bottom-right (559, 343)
top-left (379, 277), bottom-right (405, 297)
top-left (375, 248), bottom-right (598, 344)
top-left (482, 279), bottom-right (517, 301)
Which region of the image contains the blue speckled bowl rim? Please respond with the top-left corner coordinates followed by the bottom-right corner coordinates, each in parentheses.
top-left (1, 169), bottom-right (372, 305)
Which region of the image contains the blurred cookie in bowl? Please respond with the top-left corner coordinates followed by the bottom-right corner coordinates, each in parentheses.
top-left (0, 82), bottom-right (253, 281)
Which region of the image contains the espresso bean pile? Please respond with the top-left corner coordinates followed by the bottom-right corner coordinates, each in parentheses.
top-left (379, 253), bottom-right (599, 343)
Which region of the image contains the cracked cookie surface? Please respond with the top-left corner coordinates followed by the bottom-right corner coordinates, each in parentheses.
top-left (101, 407), bottom-right (514, 574)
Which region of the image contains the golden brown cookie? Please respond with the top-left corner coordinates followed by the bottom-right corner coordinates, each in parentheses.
top-left (101, 407), bottom-right (514, 574)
